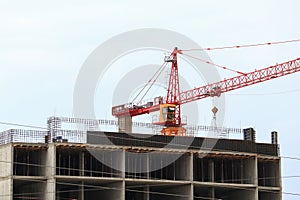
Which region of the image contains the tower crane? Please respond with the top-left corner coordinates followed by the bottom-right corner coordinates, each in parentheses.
top-left (112, 47), bottom-right (300, 136)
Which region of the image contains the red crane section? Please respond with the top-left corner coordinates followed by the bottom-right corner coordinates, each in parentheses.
top-left (165, 47), bottom-right (182, 126)
top-left (112, 101), bottom-right (161, 118)
top-left (112, 57), bottom-right (300, 117)
top-left (111, 47), bottom-right (300, 135)
top-left (179, 58), bottom-right (300, 104)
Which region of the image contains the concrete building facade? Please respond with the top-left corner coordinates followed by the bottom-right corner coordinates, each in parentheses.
top-left (0, 128), bottom-right (281, 200)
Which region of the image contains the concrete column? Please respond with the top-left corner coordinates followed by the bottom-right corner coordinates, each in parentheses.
top-left (122, 150), bottom-right (125, 178)
top-left (118, 116), bottom-right (132, 133)
top-left (0, 144), bottom-right (13, 200)
top-left (209, 187), bottom-right (215, 199)
top-left (278, 158), bottom-right (282, 200)
top-left (253, 156), bottom-right (259, 200)
top-left (189, 184), bottom-right (194, 200)
top-left (209, 160), bottom-right (214, 182)
top-left (121, 181), bottom-right (125, 200)
top-left (143, 185), bottom-right (150, 200)
top-left (79, 151), bottom-right (85, 200)
top-left (80, 151), bottom-right (85, 176)
top-left (79, 181), bottom-right (84, 200)
top-left (253, 156), bottom-right (258, 185)
top-left (146, 153), bottom-right (150, 179)
top-left (44, 143), bottom-right (56, 200)
top-left (189, 153), bottom-right (193, 181)
top-left (244, 156), bottom-right (257, 185)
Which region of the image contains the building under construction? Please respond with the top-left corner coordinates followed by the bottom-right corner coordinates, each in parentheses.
top-left (0, 116), bottom-right (281, 200)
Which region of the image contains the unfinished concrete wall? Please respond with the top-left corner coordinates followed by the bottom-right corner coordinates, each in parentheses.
top-left (174, 153), bottom-right (191, 181)
top-left (244, 156), bottom-right (257, 185)
top-left (0, 144), bottom-right (13, 200)
top-left (0, 141), bottom-right (281, 200)
top-left (118, 116), bottom-right (132, 133)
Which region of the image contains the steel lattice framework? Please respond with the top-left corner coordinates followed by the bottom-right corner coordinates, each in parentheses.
top-left (179, 57), bottom-right (300, 104)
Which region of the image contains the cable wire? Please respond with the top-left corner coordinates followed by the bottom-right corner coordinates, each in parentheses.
top-left (181, 52), bottom-right (246, 75)
top-left (0, 121), bottom-right (47, 130)
top-left (180, 38), bottom-right (300, 52)
top-left (131, 61), bottom-right (167, 104)
top-left (229, 88), bottom-right (300, 96)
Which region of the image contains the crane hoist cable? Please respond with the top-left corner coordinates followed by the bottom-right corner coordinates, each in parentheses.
top-left (131, 61), bottom-right (167, 104)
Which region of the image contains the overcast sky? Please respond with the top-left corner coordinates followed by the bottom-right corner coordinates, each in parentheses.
top-left (0, 0), bottom-right (299, 198)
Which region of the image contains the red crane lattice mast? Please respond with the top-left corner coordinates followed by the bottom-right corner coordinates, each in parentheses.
top-left (165, 47), bottom-right (182, 126)
top-left (112, 48), bottom-right (300, 136)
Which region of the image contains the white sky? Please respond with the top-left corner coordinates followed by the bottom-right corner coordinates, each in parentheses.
top-left (0, 0), bottom-right (299, 198)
